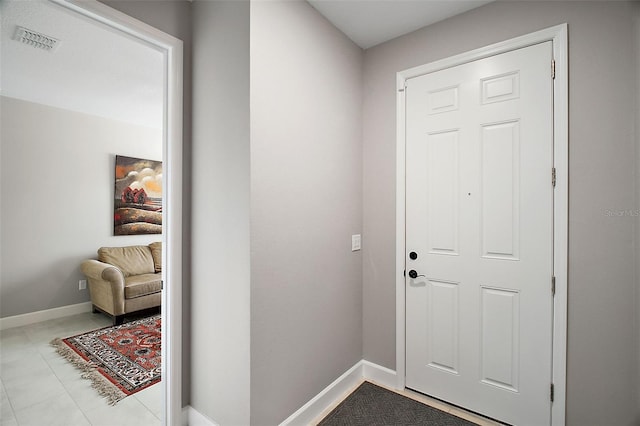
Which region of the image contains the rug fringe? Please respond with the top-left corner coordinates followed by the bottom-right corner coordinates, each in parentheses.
top-left (50, 338), bottom-right (126, 405)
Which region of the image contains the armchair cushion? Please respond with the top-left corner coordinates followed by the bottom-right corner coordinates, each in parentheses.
top-left (149, 242), bottom-right (162, 273)
top-left (97, 245), bottom-right (155, 277)
top-left (124, 273), bottom-right (162, 299)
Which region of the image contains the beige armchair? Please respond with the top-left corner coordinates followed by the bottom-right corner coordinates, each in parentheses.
top-left (81, 243), bottom-right (162, 325)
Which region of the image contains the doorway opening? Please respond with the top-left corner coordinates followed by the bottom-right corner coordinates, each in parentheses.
top-left (51, 1), bottom-right (184, 424)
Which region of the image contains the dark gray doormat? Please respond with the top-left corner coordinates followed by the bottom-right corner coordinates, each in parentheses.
top-left (317, 381), bottom-right (477, 426)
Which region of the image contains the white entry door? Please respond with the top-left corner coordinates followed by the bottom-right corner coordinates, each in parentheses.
top-left (405, 42), bottom-right (554, 425)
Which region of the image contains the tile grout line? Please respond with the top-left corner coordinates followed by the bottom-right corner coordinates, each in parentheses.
top-left (42, 348), bottom-right (95, 426)
top-left (0, 376), bottom-right (18, 425)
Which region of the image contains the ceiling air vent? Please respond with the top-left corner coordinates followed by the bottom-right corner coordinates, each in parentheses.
top-left (13, 26), bottom-right (59, 52)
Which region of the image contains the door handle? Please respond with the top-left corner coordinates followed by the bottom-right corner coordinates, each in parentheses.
top-left (408, 270), bottom-right (425, 279)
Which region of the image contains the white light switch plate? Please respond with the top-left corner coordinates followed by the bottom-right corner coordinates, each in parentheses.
top-left (352, 234), bottom-right (361, 251)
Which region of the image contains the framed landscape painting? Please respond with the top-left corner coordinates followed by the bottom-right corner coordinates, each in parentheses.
top-left (114, 155), bottom-right (162, 235)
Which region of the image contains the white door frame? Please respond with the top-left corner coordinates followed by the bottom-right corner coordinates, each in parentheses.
top-left (396, 24), bottom-right (568, 425)
top-left (50, 1), bottom-right (184, 425)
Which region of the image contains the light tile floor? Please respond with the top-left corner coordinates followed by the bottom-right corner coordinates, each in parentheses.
top-left (0, 313), bottom-right (161, 426)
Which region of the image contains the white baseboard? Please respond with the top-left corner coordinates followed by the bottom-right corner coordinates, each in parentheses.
top-left (0, 301), bottom-right (93, 330)
top-left (361, 359), bottom-right (397, 389)
top-left (180, 361), bottom-right (395, 426)
top-left (182, 405), bottom-right (218, 426)
top-left (280, 359), bottom-right (398, 426)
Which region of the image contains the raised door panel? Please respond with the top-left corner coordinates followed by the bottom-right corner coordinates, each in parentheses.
top-left (480, 286), bottom-right (520, 392)
top-left (427, 279), bottom-right (459, 374)
top-left (426, 130), bottom-right (459, 255)
top-left (481, 120), bottom-right (520, 260)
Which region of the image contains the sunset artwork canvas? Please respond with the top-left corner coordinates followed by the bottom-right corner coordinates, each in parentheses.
top-left (114, 155), bottom-right (162, 235)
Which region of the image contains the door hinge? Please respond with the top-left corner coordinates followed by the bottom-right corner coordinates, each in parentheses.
top-left (551, 276), bottom-right (556, 296)
top-left (551, 59), bottom-right (556, 80)
top-left (552, 167), bottom-right (556, 187)
top-left (550, 383), bottom-right (555, 402)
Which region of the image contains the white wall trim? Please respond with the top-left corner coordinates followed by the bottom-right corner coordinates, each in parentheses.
top-left (280, 361), bottom-right (364, 426)
top-left (361, 359), bottom-right (397, 389)
top-left (280, 360), bottom-right (397, 426)
top-left (49, 2), bottom-right (184, 425)
top-left (0, 302), bottom-right (92, 330)
top-left (550, 24), bottom-right (569, 426)
top-left (395, 68), bottom-right (407, 394)
top-left (395, 24), bottom-right (568, 426)
top-left (182, 405), bottom-right (219, 426)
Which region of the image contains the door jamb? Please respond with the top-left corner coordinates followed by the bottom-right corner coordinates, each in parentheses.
top-left (395, 24), bottom-right (568, 426)
top-left (50, 1), bottom-right (184, 425)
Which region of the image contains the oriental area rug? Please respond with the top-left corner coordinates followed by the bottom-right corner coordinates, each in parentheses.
top-left (51, 315), bottom-right (161, 405)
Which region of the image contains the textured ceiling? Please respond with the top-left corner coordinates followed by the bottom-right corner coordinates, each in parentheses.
top-left (0, 0), bottom-right (163, 129)
top-left (307, 0), bottom-right (493, 49)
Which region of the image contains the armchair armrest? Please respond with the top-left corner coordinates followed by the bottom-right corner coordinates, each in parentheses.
top-left (81, 260), bottom-right (126, 315)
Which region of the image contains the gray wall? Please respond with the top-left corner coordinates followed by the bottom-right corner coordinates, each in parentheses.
top-left (636, 4), bottom-right (640, 418)
top-left (0, 96), bottom-right (162, 317)
top-left (191, 1), bottom-right (251, 424)
top-left (101, 0), bottom-right (193, 405)
top-left (249, 1), bottom-right (363, 424)
top-left (362, 1), bottom-right (639, 425)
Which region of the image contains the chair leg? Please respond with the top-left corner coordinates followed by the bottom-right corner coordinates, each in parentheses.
top-left (114, 315), bottom-right (125, 326)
